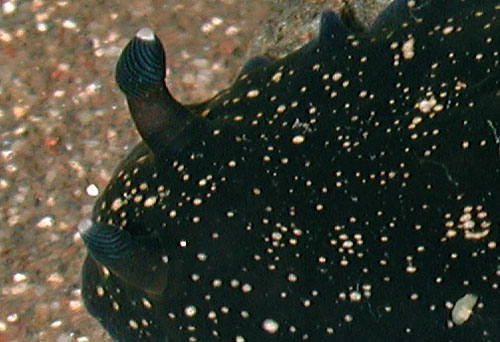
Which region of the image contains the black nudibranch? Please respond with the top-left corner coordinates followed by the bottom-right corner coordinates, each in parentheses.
top-left (81, 2), bottom-right (500, 342)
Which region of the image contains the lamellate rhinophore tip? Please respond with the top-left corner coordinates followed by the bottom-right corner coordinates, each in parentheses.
top-left (369, 0), bottom-right (412, 34)
top-left (318, 10), bottom-right (349, 48)
top-left (238, 55), bottom-right (272, 77)
top-left (79, 221), bottom-right (133, 262)
top-left (81, 221), bottom-right (169, 295)
top-left (116, 27), bottom-right (166, 99)
top-left (115, 28), bottom-right (205, 156)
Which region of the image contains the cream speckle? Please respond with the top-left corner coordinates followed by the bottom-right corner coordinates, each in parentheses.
top-left (262, 319), bottom-right (279, 334)
top-left (246, 89), bottom-right (260, 98)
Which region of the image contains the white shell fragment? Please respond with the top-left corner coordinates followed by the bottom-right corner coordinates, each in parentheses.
top-left (451, 293), bottom-right (478, 325)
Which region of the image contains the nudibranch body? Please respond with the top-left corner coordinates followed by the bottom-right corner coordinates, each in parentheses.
top-left (80, 1), bottom-right (500, 341)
